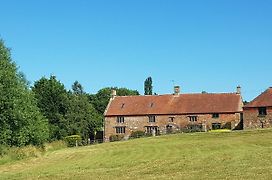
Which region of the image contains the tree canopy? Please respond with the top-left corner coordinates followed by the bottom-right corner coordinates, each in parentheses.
top-left (0, 40), bottom-right (49, 147)
top-left (144, 77), bottom-right (153, 95)
top-left (0, 38), bottom-right (141, 146)
top-left (32, 76), bottom-right (69, 141)
top-left (89, 87), bottom-right (139, 115)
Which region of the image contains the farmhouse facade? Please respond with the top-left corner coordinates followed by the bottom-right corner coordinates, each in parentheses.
top-left (104, 87), bottom-right (243, 141)
top-left (243, 87), bottom-right (272, 129)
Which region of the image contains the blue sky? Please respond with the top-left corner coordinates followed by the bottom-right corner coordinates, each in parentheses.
top-left (1, 0), bottom-right (272, 101)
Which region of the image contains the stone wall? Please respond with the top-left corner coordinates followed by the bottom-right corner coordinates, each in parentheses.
top-left (244, 107), bottom-right (272, 129)
top-left (104, 113), bottom-right (242, 141)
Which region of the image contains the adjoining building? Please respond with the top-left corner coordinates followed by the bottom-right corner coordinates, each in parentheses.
top-left (104, 86), bottom-right (243, 141)
top-left (243, 87), bottom-right (272, 129)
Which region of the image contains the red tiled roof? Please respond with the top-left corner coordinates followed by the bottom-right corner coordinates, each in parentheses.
top-left (244, 87), bottom-right (272, 108)
top-left (105, 93), bottom-right (243, 116)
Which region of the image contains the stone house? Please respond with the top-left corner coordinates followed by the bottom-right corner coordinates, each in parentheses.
top-left (104, 87), bottom-right (243, 142)
top-left (243, 87), bottom-right (272, 129)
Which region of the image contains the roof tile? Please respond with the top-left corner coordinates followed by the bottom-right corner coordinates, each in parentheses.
top-left (244, 88), bottom-right (272, 108)
top-left (105, 93), bottom-right (243, 116)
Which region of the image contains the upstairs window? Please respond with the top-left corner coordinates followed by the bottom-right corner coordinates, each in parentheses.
top-left (169, 117), bottom-right (175, 122)
top-left (189, 116), bottom-right (198, 122)
top-left (116, 127), bottom-right (126, 134)
top-left (212, 113), bottom-right (220, 118)
top-left (117, 116), bottom-right (125, 123)
top-left (258, 107), bottom-right (267, 116)
top-left (149, 115), bottom-right (156, 123)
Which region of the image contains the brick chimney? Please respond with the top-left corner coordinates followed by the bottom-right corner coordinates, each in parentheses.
top-left (236, 86), bottom-right (241, 94)
top-left (174, 86), bottom-right (180, 95)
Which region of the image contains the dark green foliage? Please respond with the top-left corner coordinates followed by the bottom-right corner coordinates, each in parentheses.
top-left (89, 87), bottom-right (139, 115)
top-left (67, 83), bottom-right (103, 142)
top-left (32, 76), bottom-right (69, 141)
top-left (0, 145), bottom-right (9, 157)
top-left (180, 125), bottom-right (204, 133)
top-left (144, 77), bottom-right (153, 95)
top-left (33, 78), bottom-right (103, 143)
top-left (244, 101), bottom-right (249, 105)
top-left (0, 39), bottom-right (49, 147)
top-left (130, 131), bottom-right (146, 139)
top-left (64, 135), bottom-right (82, 147)
top-left (109, 134), bottom-right (124, 142)
top-left (72, 80), bottom-right (84, 95)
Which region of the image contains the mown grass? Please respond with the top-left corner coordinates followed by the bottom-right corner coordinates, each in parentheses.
top-left (1, 129), bottom-right (272, 179)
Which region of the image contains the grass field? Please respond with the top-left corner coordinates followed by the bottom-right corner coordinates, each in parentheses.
top-left (1, 129), bottom-right (272, 180)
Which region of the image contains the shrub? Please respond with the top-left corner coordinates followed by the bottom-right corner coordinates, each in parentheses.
top-left (109, 134), bottom-right (124, 142)
top-left (0, 145), bottom-right (9, 157)
top-left (64, 135), bottom-right (82, 147)
top-left (10, 146), bottom-right (43, 160)
top-left (44, 140), bottom-right (67, 152)
top-left (130, 131), bottom-right (145, 139)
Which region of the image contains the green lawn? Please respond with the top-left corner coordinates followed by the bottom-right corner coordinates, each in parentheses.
top-left (1, 129), bottom-right (272, 180)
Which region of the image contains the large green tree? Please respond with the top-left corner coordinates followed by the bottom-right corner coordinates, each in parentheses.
top-left (0, 40), bottom-right (49, 146)
top-left (66, 82), bottom-right (103, 142)
top-left (144, 77), bottom-right (153, 95)
top-left (32, 76), bottom-right (69, 141)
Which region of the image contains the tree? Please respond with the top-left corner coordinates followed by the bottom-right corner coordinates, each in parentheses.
top-left (144, 77), bottom-right (153, 95)
top-left (0, 39), bottom-right (49, 146)
top-left (66, 91), bottom-right (102, 143)
top-left (32, 76), bottom-right (69, 141)
top-left (89, 87), bottom-right (140, 115)
top-left (72, 80), bottom-right (84, 95)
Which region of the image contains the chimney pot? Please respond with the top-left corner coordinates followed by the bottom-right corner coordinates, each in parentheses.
top-left (111, 89), bottom-right (117, 98)
top-left (236, 86), bottom-right (241, 94)
top-left (174, 86), bottom-right (180, 95)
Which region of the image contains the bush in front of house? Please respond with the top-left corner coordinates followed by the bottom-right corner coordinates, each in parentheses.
top-left (64, 135), bottom-right (82, 147)
top-left (130, 131), bottom-right (146, 139)
top-left (109, 135), bottom-right (124, 142)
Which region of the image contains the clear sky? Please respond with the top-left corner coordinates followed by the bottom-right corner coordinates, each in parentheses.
top-left (1, 0), bottom-right (272, 101)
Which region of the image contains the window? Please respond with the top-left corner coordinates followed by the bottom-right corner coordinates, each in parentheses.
top-left (149, 115), bottom-right (156, 123)
top-left (117, 116), bottom-right (125, 123)
top-left (146, 126), bottom-right (159, 134)
top-left (187, 124), bottom-right (203, 131)
top-left (258, 107), bottom-right (267, 116)
top-left (115, 127), bottom-right (126, 134)
top-left (169, 117), bottom-right (175, 122)
top-left (212, 113), bottom-right (220, 118)
top-left (166, 125), bottom-right (173, 134)
top-left (189, 116), bottom-right (198, 122)
top-left (212, 123), bottom-right (221, 130)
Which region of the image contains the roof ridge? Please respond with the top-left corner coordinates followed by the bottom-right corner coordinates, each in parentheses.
top-left (115, 92), bottom-right (239, 98)
top-left (244, 87), bottom-right (272, 107)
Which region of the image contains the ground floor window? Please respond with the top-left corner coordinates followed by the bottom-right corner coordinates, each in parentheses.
top-left (166, 125), bottom-right (173, 134)
top-left (115, 126), bottom-right (126, 134)
top-left (187, 124), bottom-right (203, 131)
top-left (258, 107), bottom-right (267, 116)
top-left (212, 123), bottom-right (221, 130)
top-left (146, 126), bottom-right (159, 135)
